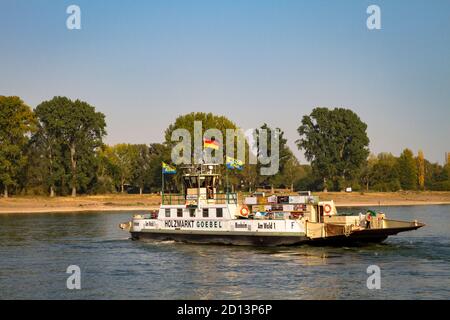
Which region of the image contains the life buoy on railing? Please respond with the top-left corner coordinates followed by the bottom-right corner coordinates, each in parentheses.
top-left (240, 206), bottom-right (250, 217)
top-left (324, 204), bottom-right (332, 214)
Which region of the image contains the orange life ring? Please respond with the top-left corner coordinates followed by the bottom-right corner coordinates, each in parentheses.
top-left (240, 206), bottom-right (249, 217)
top-left (324, 204), bottom-right (332, 214)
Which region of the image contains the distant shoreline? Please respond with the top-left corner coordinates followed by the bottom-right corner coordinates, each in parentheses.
top-left (336, 201), bottom-right (450, 208)
top-left (1, 192), bottom-right (449, 214)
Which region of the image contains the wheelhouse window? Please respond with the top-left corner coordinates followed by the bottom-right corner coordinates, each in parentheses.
top-left (216, 208), bottom-right (223, 218)
top-left (177, 208), bottom-right (183, 218)
top-left (189, 208), bottom-right (196, 218)
top-left (202, 208), bottom-right (209, 218)
top-left (165, 208), bottom-right (170, 217)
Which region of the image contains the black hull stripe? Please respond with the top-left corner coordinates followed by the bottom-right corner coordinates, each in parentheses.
top-left (131, 231), bottom-right (388, 246)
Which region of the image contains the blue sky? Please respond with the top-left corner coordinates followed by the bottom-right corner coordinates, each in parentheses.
top-left (1, 0), bottom-right (449, 164)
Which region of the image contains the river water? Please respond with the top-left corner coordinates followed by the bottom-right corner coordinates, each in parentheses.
top-left (0, 205), bottom-right (449, 299)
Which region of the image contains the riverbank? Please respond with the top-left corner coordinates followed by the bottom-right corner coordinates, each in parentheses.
top-left (1, 191), bottom-right (450, 214)
top-left (316, 191), bottom-right (450, 208)
top-left (0, 194), bottom-right (161, 214)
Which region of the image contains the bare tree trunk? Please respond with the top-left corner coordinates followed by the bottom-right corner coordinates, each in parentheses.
top-left (139, 187), bottom-right (143, 195)
top-left (70, 144), bottom-right (77, 197)
top-left (323, 178), bottom-right (328, 192)
top-left (49, 145), bottom-right (54, 198)
top-left (3, 186), bottom-right (8, 198)
top-left (121, 180), bottom-right (125, 193)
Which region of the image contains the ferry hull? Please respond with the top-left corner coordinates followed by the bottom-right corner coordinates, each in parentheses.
top-left (130, 224), bottom-right (422, 246)
top-left (131, 231), bottom-right (309, 246)
top-left (308, 225), bottom-right (423, 246)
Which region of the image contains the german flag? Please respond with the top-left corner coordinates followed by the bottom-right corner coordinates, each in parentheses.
top-left (203, 138), bottom-right (219, 150)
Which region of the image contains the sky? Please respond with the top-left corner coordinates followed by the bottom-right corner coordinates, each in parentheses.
top-left (1, 0), bottom-right (449, 164)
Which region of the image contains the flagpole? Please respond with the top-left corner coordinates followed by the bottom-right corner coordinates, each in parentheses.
top-left (162, 167), bottom-right (164, 204)
top-left (226, 164), bottom-right (229, 203)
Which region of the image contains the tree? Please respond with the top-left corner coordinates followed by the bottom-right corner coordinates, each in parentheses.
top-left (425, 161), bottom-right (450, 191)
top-left (397, 148), bottom-right (418, 190)
top-left (106, 144), bottom-right (137, 193)
top-left (369, 153), bottom-right (401, 191)
top-left (165, 112), bottom-right (238, 163)
top-left (147, 143), bottom-right (171, 192)
top-left (34, 97), bottom-right (106, 196)
top-left (294, 164), bottom-right (321, 191)
top-left (360, 153), bottom-right (378, 191)
top-left (25, 129), bottom-right (65, 196)
top-left (164, 112), bottom-right (240, 190)
top-left (275, 152), bottom-right (304, 191)
top-left (131, 144), bottom-right (152, 195)
top-left (0, 96), bottom-right (36, 197)
top-left (30, 109), bottom-right (67, 197)
top-left (255, 124), bottom-right (292, 190)
top-left (296, 107), bottom-right (370, 191)
top-left (417, 150), bottom-right (425, 190)
top-left (94, 145), bottom-right (118, 194)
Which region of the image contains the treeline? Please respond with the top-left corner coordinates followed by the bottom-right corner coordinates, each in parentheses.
top-left (1, 95), bottom-right (449, 197)
top-left (298, 150), bottom-right (450, 192)
top-left (296, 108), bottom-right (450, 192)
top-left (359, 150), bottom-right (450, 192)
top-left (0, 96), bottom-right (172, 196)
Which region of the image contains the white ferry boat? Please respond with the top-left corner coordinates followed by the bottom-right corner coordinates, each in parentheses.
top-left (120, 164), bottom-right (424, 246)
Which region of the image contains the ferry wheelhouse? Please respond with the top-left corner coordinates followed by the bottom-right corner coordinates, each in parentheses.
top-left (121, 163), bottom-right (424, 246)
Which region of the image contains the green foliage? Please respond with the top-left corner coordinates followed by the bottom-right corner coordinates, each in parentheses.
top-left (369, 153), bottom-right (401, 191)
top-left (424, 162), bottom-right (450, 191)
top-left (0, 96), bottom-right (37, 197)
top-left (397, 148), bottom-right (418, 190)
top-left (2, 96), bottom-right (450, 195)
top-left (164, 112), bottom-right (241, 190)
top-left (93, 145), bottom-right (118, 194)
top-left (297, 107), bottom-right (369, 191)
top-left (165, 112), bottom-right (238, 160)
top-left (260, 131), bottom-right (303, 190)
top-left (106, 144), bottom-right (137, 193)
top-left (131, 144), bottom-right (152, 194)
top-left (147, 143), bottom-right (171, 192)
top-left (34, 97), bottom-right (106, 196)
top-left (255, 124), bottom-right (290, 188)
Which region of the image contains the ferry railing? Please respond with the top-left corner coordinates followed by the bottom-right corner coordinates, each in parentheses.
top-left (162, 192), bottom-right (238, 205)
top-left (162, 194), bottom-right (186, 205)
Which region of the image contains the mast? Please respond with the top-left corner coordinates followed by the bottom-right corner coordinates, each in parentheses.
top-left (161, 167), bottom-right (164, 203)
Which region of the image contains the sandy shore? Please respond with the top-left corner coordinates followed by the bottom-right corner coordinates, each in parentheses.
top-left (1, 192), bottom-right (450, 214)
top-left (0, 195), bottom-right (161, 214)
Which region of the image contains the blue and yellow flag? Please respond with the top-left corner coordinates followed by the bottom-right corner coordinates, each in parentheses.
top-left (162, 162), bottom-right (176, 174)
top-left (226, 156), bottom-right (243, 170)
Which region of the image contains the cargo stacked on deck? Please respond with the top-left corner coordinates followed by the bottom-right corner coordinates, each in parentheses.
top-left (243, 194), bottom-right (319, 220)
